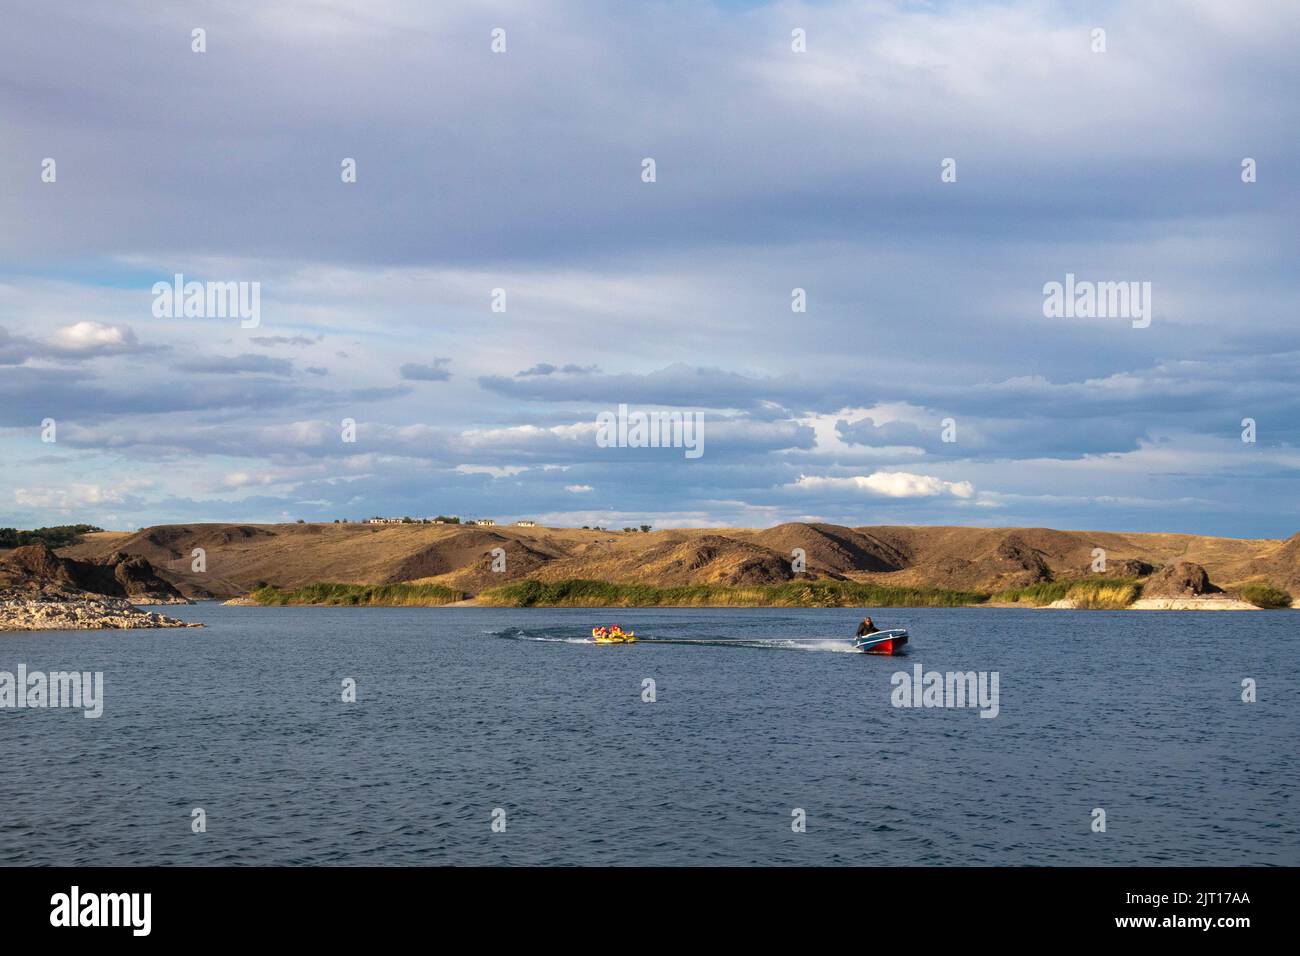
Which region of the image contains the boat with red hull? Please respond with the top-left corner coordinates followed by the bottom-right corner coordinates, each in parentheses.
top-left (853, 628), bottom-right (909, 655)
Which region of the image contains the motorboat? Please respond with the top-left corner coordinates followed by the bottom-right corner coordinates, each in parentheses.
top-left (853, 628), bottom-right (908, 655)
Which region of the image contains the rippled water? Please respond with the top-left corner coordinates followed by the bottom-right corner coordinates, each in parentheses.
top-left (1, 604), bottom-right (1296, 865)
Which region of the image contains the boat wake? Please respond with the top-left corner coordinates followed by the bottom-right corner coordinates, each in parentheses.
top-left (490, 628), bottom-right (864, 652)
top-left (490, 626), bottom-right (592, 645)
top-left (644, 637), bottom-right (861, 653)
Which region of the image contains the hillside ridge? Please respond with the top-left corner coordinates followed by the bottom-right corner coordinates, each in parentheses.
top-left (46, 521), bottom-right (1299, 602)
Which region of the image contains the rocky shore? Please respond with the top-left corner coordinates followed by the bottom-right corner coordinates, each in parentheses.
top-left (1127, 596), bottom-right (1260, 610)
top-left (0, 586), bottom-right (201, 630)
top-left (0, 546), bottom-right (200, 630)
top-left (1035, 561), bottom-right (1283, 610)
top-left (1044, 594), bottom-right (1260, 610)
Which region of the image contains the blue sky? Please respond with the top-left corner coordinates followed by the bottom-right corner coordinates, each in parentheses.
top-left (1, 0), bottom-right (1297, 536)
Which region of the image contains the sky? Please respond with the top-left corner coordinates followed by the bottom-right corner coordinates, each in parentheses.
top-left (1, 0), bottom-right (1297, 536)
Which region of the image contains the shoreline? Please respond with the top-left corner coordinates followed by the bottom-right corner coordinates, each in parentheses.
top-left (220, 595), bottom-right (1292, 611)
top-left (7, 593), bottom-right (1288, 630)
top-left (0, 595), bottom-right (203, 630)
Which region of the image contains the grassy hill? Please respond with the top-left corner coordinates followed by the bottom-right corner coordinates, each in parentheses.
top-left (50, 520), bottom-right (1298, 607)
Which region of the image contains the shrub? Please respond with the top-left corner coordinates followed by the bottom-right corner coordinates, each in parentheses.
top-left (1237, 583), bottom-right (1293, 609)
top-left (249, 582), bottom-right (466, 606)
top-left (479, 578), bottom-right (988, 608)
top-left (0, 525), bottom-right (104, 549)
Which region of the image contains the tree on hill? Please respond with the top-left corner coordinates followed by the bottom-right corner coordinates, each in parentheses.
top-left (0, 525), bottom-right (104, 549)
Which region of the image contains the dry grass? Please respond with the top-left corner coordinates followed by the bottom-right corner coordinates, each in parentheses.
top-left (1067, 583), bottom-right (1141, 609)
top-left (995, 578), bottom-right (1141, 608)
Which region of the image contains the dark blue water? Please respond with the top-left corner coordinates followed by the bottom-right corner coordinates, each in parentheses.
top-left (1, 605), bottom-right (1296, 865)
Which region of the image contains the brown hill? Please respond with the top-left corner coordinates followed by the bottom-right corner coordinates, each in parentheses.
top-left (841, 526), bottom-right (1104, 590)
top-left (557, 533), bottom-right (798, 586)
top-left (47, 521), bottom-right (1298, 600)
top-left (0, 543), bottom-right (188, 603)
top-left (1237, 532), bottom-right (1300, 592)
top-left (412, 534), bottom-right (564, 593)
top-left (742, 523), bottom-right (907, 574)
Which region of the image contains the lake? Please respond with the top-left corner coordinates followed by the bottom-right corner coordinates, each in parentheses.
top-left (1, 604), bottom-right (1296, 865)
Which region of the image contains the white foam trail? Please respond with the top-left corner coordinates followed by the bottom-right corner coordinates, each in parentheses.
top-left (791, 639), bottom-right (860, 653)
top-left (498, 631), bottom-right (864, 651)
top-left (731, 639), bottom-right (858, 652)
top-left (643, 637), bottom-right (860, 652)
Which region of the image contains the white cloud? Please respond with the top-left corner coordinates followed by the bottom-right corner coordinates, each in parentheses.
top-left (564, 484), bottom-right (594, 493)
top-left (790, 471), bottom-right (975, 499)
top-left (50, 321), bottom-right (138, 352)
top-left (14, 479), bottom-right (152, 510)
top-left (458, 422), bottom-right (596, 448)
top-left (455, 464), bottom-right (529, 478)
